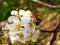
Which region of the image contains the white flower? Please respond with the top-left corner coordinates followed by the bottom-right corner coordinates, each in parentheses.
top-left (7, 24), bottom-right (16, 30)
top-left (2, 9), bottom-right (40, 44)
top-left (20, 17), bottom-right (32, 25)
top-left (4, 23), bottom-right (20, 31)
top-left (19, 10), bottom-right (26, 16)
top-left (17, 31), bottom-right (27, 43)
top-left (11, 10), bottom-right (18, 15)
top-left (19, 10), bottom-right (32, 17)
top-left (26, 10), bottom-right (32, 17)
top-left (8, 16), bottom-right (20, 24)
top-left (32, 30), bottom-right (40, 42)
top-left (9, 34), bottom-right (19, 44)
top-left (11, 9), bottom-right (32, 17)
top-left (9, 30), bottom-right (20, 44)
top-left (18, 30), bottom-right (31, 43)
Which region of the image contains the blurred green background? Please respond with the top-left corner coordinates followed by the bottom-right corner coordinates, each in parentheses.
top-left (0, 0), bottom-right (60, 22)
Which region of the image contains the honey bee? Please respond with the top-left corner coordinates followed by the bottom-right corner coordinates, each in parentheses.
top-left (33, 12), bottom-right (43, 26)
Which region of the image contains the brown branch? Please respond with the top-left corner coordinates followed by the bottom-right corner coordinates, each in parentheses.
top-left (50, 23), bottom-right (60, 45)
top-left (33, 0), bottom-right (60, 8)
top-left (50, 29), bottom-right (58, 45)
top-left (40, 23), bottom-right (60, 45)
top-left (40, 29), bottom-right (60, 33)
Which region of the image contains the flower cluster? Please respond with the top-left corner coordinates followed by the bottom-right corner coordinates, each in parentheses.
top-left (2, 10), bottom-right (40, 44)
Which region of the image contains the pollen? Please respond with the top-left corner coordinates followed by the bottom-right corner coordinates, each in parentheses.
top-left (16, 15), bottom-right (21, 19)
top-left (16, 24), bottom-right (20, 29)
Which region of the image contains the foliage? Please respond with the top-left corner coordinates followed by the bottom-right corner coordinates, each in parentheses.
top-left (0, 0), bottom-right (60, 21)
top-left (0, 0), bottom-right (20, 21)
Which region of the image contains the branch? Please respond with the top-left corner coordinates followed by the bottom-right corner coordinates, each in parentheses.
top-left (33, 0), bottom-right (60, 8)
top-left (50, 23), bottom-right (60, 45)
top-left (40, 23), bottom-right (60, 45)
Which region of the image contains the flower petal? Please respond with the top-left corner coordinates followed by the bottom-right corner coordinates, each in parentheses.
top-left (26, 10), bottom-right (32, 17)
top-left (8, 16), bottom-right (20, 24)
top-left (19, 10), bottom-right (26, 17)
top-left (11, 10), bottom-right (18, 15)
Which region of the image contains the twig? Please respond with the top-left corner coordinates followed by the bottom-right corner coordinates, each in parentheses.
top-left (40, 29), bottom-right (60, 33)
top-left (50, 23), bottom-right (60, 45)
top-left (33, 0), bottom-right (60, 8)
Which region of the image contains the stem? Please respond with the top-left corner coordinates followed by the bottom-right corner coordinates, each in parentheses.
top-left (33, 0), bottom-right (60, 8)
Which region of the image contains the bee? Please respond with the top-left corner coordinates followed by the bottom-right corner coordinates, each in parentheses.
top-left (33, 12), bottom-right (43, 26)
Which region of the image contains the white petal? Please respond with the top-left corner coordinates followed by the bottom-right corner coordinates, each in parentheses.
top-left (13, 17), bottom-right (20, 24)
top-left (34, 30), bottom-right (40, 35)
top-left (8, 16), bottom-right (14, 23)
top-left (8, 24), bottom-right (16, 30)
top-left (9, 31), bottom-right (19, 44)
top-left (19, 10), bottom-right (26, 17)
top-left (9, 35), bottom-right (19, 44)
top-left (11, 10), bottom-right (18, 15)
top-left (9, 36), bottom-right (15, 44)
top-left (20, 17), bottom-right (31, 25)
top-left (26, 10), bottom-right (32, 17)
top-left (9, 31), bottom-right (17, 35)
top-left (8, 16), bottom-right (20, 24)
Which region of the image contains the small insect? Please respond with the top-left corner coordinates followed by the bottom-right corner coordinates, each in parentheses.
top-left (33, 12), bottom-right (43, 26)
